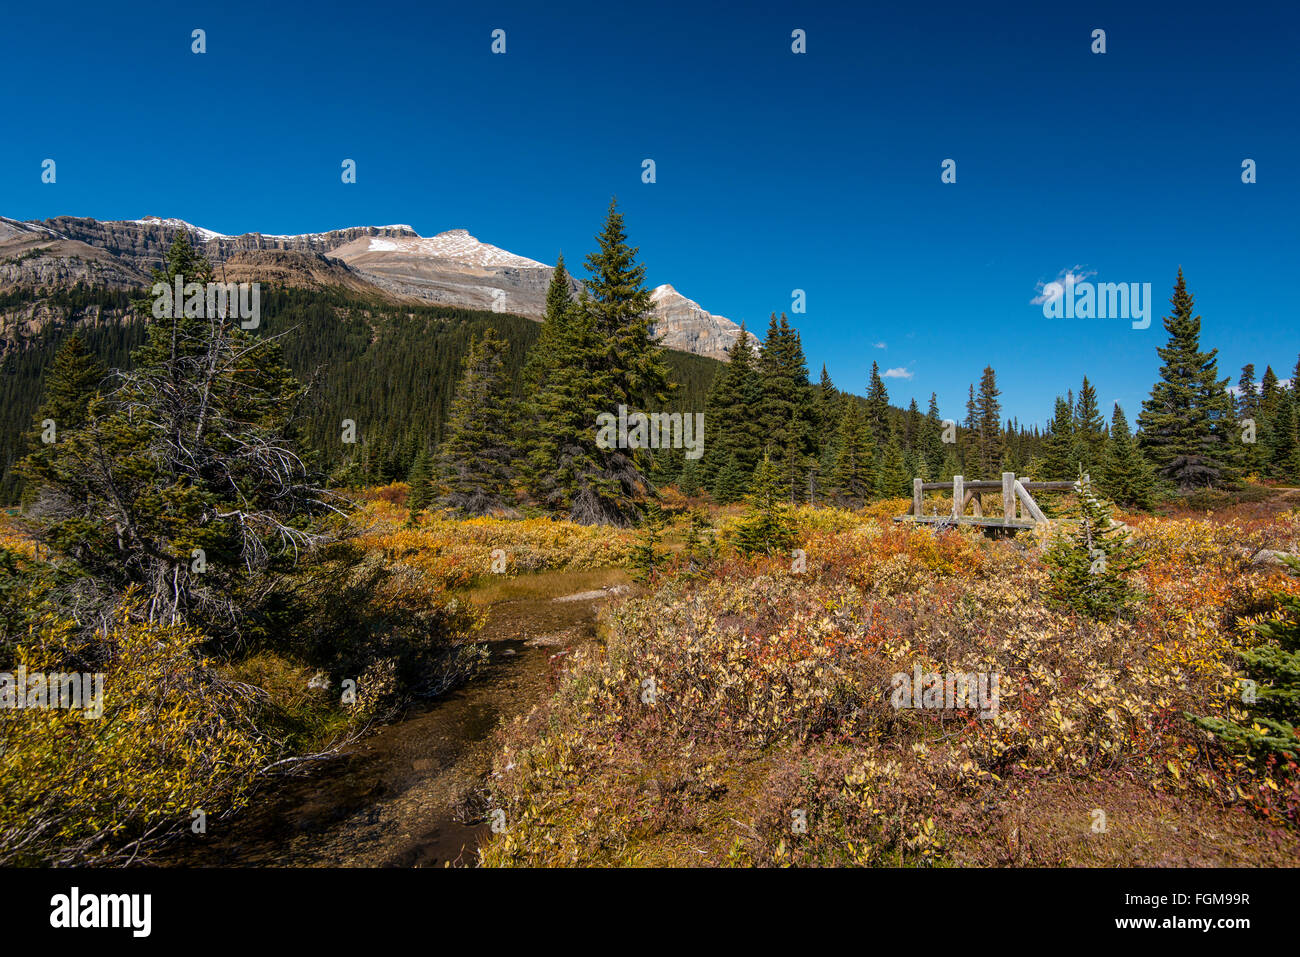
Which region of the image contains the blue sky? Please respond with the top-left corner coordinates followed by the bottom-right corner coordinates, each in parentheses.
top-left (2, 0), bottom-right (1297, 425)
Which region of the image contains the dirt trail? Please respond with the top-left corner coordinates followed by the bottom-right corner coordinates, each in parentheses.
top-left (162, 570), bottom-right (625, 868)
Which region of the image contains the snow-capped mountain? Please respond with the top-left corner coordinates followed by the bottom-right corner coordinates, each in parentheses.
top-left (648, 284), bottom-right (745, 360)
top-left (1, 215), bottom-right (748, 360)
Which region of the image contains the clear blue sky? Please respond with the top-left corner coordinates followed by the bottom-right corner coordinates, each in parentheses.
top-left (2, 0), bottom-right (1296, 426)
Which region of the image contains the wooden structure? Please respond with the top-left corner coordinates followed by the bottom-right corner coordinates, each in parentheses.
top-left (896, 472), bottom-right (1078, 535)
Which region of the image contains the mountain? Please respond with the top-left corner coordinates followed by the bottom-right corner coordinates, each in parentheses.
top-left (648, 284), bottom-right (746, 360)
top-left (1, 215), bottom-right (746, 360)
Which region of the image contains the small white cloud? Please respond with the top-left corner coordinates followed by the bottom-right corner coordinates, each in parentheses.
top-left (873, 341), bottom-right (887, 349)
top-left (1031, 265), bottom-right (1096, 305)
top-left (882, 366), bottom-right (914, 380)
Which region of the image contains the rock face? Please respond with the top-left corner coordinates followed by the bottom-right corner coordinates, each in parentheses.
top-left (648, 284), bottom-right (745, 361)
top-left (327, 230), bottom-right (575, 317)
top-left (2, 215), bottom-right (747, 361)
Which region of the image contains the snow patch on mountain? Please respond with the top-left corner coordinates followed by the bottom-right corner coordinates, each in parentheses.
top-left (130, 216), bottom-right (227, 242)
top-left (364, 230), bottom-right (549, 269)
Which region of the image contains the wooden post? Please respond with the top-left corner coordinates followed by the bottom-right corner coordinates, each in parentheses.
top-left (1002, 472), bottom-right (1015, 525)
top-left (1014, 480), bottom-right (1048, 524)
top-left (952, 475), bottom-right (963, 519)
top-left (913, 478), bottom-right (922, 519)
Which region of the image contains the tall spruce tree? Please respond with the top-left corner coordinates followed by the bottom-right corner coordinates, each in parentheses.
top-left (1137, 269), bottom-right (1237, 489)
top-left (19, 333), bottom-right (106, 503)
top-left (1039, 396), bottom-right (1076, 479)
top-left (756, 314), bottom-right (814, 501)
top-left (703, 326), bottom-right (762, 496)
top-left (438, 329), bottom-right (516, 516)
top-left (973, 366), bottom-right (1003, 478)
top-left (830, 400), bottom-right (873, 504)
top-left (1072, 375), bottom-right (1107, 475)
top-left (1098, 403), bottom-right (1155, 509)
top-left (864, 362), bottom-right (891, 445)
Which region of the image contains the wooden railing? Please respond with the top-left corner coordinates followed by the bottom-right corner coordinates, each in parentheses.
top-left (899, 472), bottom-right (1080, 529)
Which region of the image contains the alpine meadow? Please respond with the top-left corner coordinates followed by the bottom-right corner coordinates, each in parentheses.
top-left (1, 1), bottom-right (1298, 937)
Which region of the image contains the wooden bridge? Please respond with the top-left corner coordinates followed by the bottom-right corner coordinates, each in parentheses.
top-left (897, 472), bottom-right (1078, 534)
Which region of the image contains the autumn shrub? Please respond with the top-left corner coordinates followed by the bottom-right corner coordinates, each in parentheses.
top-left (0, 550), bottom-right (265, 865)
top-left (356, 499), bottom-right (636, 588)
top-left (272, 541), bottom-right (488, 716)
top-left (482, 511), bottom-right (1300, 866)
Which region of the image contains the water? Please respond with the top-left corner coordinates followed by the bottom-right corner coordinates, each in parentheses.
top-left (160, 570), bottom-right (627, 868)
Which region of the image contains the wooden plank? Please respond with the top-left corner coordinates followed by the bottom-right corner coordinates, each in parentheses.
top-left (1002, 471), bottom-right (1015, 525)
top-left (897, 515), bottom-right (1036, 529)
top-left (1014, 480), bottom-right (1049, 524)
top-left (913, 478), bottom-right (922, 518)
top-left (952, 475), bottom-right (963, 518)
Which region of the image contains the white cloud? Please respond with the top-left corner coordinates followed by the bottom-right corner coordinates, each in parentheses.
top-left (882, 366), bottom-right (914, 380)
top-left (873, 341), bottom-right (887, 349)
top-left (1031, 265), bottom-right (1097, 305)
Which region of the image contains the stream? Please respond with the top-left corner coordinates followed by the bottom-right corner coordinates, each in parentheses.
top-left (161, 569), bottom-right (627, 868)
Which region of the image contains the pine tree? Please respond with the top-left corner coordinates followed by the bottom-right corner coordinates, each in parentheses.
top-left (703, 326), bottom-right (762, 493)
top-left (864, 362), bottom-right (891, 445)
top-left (22, 232), bottom-right (329, 637)
top-left (1137, 269), bottom-right (1237, 489)
top-left (406, 448), bottom-right (434, 520)
top-left (1098, 404), bottom-right (1155, 509)
top-left (830, 400), bottom-right (873, 504)
top-left (1043, 474), bottom-right (1143, 619)
top-left (973, 366), bottom-right (1003, 478)
top-left (438, 329), bottom-right (516, 516)
top-left (733, 453), bottom-right (795, 557)
top-left (1040, 396), bottom-right (1075, 479)
top-left (876, 431), bottom-right (909, 498)
top-left (19, 333), bottom-right (106, 501)
top-left (1192, 557), bottom-right (1300, 762)
top-left (1072, 375), bottom-right (1106, 475)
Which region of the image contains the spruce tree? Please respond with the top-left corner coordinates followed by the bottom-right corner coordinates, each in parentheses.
top-left (22, 232), bottom-right (329, 637)
top-left (1137, 269), bottom-right (1237, 489)
top-left (974, 366), bottom-right (1003, 478)
top-left (1098, 404), bottom-right (1155, 509)
top-left (733, 452), bottom-right (795, 557)
top-left (756, 314), bottom-right (814, 501)
top-left (438, 329), bottom-right (517, 516)
top-left (1072, 375), bottom-right (1106, 475)
top-left (703, 327), bottom-right (762, 492)
top-left (1043, 474), bottom-right (1143, 619)
top-left (19, 333), bottom-right (105, 502)
top-left (1040, 395), bottom-right (1076, 479)
top-left (923, 392), bottom-right (947, 474)
top-left (830, 400), bottom-right (873, 504)
top-left (864, 362), bottom-right (891, 445)
top-left (1192, 557), bottom-right (1300, 762)
top-left (407, 448), bottom-right (434, 520)
top-left (876, 431), bottom-right (910, 498)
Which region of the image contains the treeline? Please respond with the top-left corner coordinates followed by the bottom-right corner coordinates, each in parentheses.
top-left (5, 222), bottom-right (1298, 523)
top-left (0, 283), bottom-right (720, 500)
top-left (428, 254), bottom-right (1298, 519)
